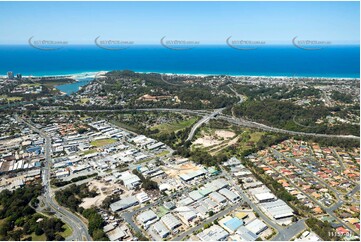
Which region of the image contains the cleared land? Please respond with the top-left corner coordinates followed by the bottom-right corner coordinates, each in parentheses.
top-left (80, 180), bottom-right (118, 209)
top-left (192, 127), bottom-right (265, 155)
top-left (163, 162), bottom-right (203, 178)
top-left (193, 129), bottom-right (236, 149)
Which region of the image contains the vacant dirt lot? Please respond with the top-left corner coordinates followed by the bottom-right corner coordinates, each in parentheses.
top-left (193, 129), bottom-right (236, 149)
top-left (80, 180), bottom-right (119, 209)
top-left (163, 162), bottom-right (202, 179)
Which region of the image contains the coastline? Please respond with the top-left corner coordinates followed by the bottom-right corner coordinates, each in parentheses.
top-left (1, 70), bottom-right (359, 80)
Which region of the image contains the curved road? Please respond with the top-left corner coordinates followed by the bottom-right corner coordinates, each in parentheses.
top-left (186, 108), bottom-right (224, 141)
top-left (16, 115), bottom-right (92, 241)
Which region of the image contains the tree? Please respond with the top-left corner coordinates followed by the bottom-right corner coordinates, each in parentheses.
top-left (34, 227), bottom-right (43, 236)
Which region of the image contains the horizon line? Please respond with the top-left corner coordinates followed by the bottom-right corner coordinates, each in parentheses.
top-left (0, 43), bottom-right (360, 46)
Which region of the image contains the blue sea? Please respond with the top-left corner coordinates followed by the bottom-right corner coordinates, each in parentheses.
top-left (0, 45), bottom-right (359, 94)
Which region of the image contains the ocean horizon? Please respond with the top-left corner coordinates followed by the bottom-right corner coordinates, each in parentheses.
top-left (0, 44), bottom-right (359, 79)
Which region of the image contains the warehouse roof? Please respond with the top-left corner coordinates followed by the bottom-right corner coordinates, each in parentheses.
top-left (254, 192), bottom-right (276, 202)
top-left (179, 168), bottom-right (207, 181)
top-left (177, 197), bottom-right (194, 206)
top-left (224, 217), bottom-right (244, 232)
top-left (202, 198), bottom-right (217, 209)
top-left (209, 191), bottom-right (227, 204)
top-left (106, 227), bottom-right (126, 241)
top-left (197, 225), bottom-right (229, 241)
top-left (176, 206), bottom-right (197, 221)
top-left (161, 213), bottom-right (182, 230)
top-left (110, 196), bottom-right (138, 212)
top-left (219, 188), bottom-right (240, 202)
top-left (236, 226), bottom-right (258, 241)
top-left (153, 221), bottom-right (170, 238)
top-left (137, 210), bottom-right (158, 224)
top-left (245, 219), bottom-right (268, 235)
top-left (260, 199), bottom-right (294, 219)
top-left (189, 190), bottom-right (204, 200)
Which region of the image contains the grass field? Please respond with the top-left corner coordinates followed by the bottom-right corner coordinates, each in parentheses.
top-left (20, 83), bottom-right (41, 87)
top-left (156, 150), bottom-right (170, 157)
top-left (0, 95), bottom-right (23, 101)
top-left (90, 138), bottom-right (117, 147)
top-left (80, 98), bottom-right (90, 104)
top-left (110, 120), bottom-right (138, 133)
top-left (59, 224), bottom-right (73, 238)
top-left (238, 131), bottom-right (265, 152)
top-left (30, 224), bottom-right (72, 241)
top-left (82, 149), bottom-right (97, 155)
top-left (156, 206), bottom-right (169, 217)
top-left (151, 117), bottom-right (198, 135)
top-left (31, 232), bottom-right (47, 241)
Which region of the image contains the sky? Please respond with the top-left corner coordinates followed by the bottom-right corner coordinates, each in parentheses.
top-left (0, 1), bottom-right (359, 45)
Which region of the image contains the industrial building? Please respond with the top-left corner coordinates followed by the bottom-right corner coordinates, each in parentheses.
top-left (119, 171), bottom-right (141, 190)
top-left (236, 226), bottom-right (258, 241)
top-left (223, 217), bottom-right (244, 232)
top-left (254, 192), bottom-right (277, 203)
top-left (259, 199), bottom-right (294, 219)
top-left (106, 227), bottom-right (127, 241)
top-left (175, 206), bottom-right (197, 225)
top-left (203, 178), bottom-right (229, 192)
top-left (161, 213), bottom-right (182, 231)
top-left (152, 221), bottom-right (170, 238)
top-left (245, 219), bottom-right (268, 235)
top-left (219, 188), bottom-right (240, 203)
top-left (189, 190), bottom-right (204, 201)
top-left (179, 167), bottom-right (207, 181)
top-left (197, 224), bottom-right (229, 241)
top-left (137, 210), bottom-right (158, 228)
top-left (110, 196), bottom-right (139, 212)
top-left (209, 191), bottom-right (227, 204)
top-left (136, 191), bottom-right (150, 203)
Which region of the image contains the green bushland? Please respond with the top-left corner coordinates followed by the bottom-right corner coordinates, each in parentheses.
top-left (0, 184), bottom-right (67, 241)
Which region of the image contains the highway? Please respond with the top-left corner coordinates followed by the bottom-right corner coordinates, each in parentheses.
top-left (186, 108), bottom-right (224, 141)
top-left (16, 115), bottom-right (92, 241)
top-left (218, 115), bottom-right (360, 140)
top-left (38, 108), bottom-right (360, 140)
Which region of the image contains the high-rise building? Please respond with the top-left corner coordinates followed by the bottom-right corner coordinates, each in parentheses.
top-left (16, 73), bottom-right (22, 80)
top-left (7, 71), bottom-right (14, 79)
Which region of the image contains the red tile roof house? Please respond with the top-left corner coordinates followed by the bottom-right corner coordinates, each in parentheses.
top-left (336, 227), bottom-right (349, 235)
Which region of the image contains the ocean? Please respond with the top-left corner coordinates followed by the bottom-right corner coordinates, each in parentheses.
top-left (0, 45), bottom-right (359, 94)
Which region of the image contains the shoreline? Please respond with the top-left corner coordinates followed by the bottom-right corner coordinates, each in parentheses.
top-left (1, 70), bottom-right (359, 80)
